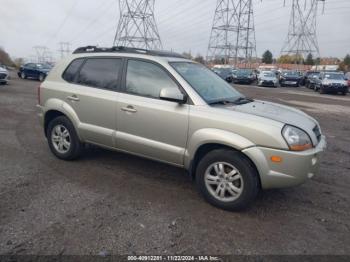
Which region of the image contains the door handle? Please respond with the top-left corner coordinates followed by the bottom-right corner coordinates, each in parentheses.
top-left (121, 105), bottom-right (137, 113)
top-left (67, 95), bottom-right (80, 102)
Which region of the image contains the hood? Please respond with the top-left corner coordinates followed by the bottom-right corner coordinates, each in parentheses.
top-left (0, 68), bottom-right (8, 73)
top-left (224, 100), bottom-right (319, 144)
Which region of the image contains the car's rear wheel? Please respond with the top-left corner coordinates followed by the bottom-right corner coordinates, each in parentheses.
top-left (196, 149), bottom-right (259, 211)
top-left (47, 116), bottom-right (82, 160)
top-left (21, 72), bottom-right (26, 79)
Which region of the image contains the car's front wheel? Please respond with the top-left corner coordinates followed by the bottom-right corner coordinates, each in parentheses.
top-left (47, 116), bottom-right (82, 160)
top-left (39, 73), bottom-right (45, 82)
top-left (196, 149), bottom-right (259, 211)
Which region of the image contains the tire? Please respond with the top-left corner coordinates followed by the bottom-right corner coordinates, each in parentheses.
top-left (319, 87), bottom-right (325, 94)
top-left (196, 149), bottom-right (259, 211)
top-left (39, 73), bottom-right (45, 82)
top-left (21, 72), bottom-right (26, 79)
top-left (47, 116), bottom-right (82, 160)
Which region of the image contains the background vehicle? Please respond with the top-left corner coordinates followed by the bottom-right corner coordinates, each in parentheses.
top-left (38, 46), bottom-right (326, 211)
top-left (257, 71), bottom-right (278, 87)
top-left (315, 72), bottom-right (348, 95)
top-left (345, 72), bottom-right (350, 88)
top-left (213, 67), bottom-right (236, 83)
top-left (17, 63), bottom-right (52, 81)
top-left (0, 65), bottom-right (9, 85)
top-left (233, 69), bottom-right (255, 84)
top-left (279, 71), bottom-right (302, 87)
top-left (305, 72), bottom-right (321, 89)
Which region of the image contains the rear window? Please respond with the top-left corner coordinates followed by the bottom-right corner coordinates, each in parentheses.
top-left (76, 58), bottom-right (122, 90)
top-left (63, 59), bottom-right (85, 82)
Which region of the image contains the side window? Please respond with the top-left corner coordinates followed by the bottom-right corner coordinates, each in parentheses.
top-left (126, 59), bottom-right (179, 99)
top-left (77, 58), bottom-right (122, 90)
top-left (63, 59), bottom-right (85, 83)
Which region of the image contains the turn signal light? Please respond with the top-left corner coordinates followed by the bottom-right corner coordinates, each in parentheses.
top-left (271, 156), bottom-right (283, 163)
top-left (290, 143), bottom-right (313, 151)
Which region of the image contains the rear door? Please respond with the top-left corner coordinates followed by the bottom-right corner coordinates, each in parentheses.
top-left (61, 57), bottom-right (123, 147)
top-left (115, 58), bottom-right (189, 166)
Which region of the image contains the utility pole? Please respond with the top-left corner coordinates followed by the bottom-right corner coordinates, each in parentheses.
top-left (58, 42), bottom-right (71, 59)
top-left (207, 0), bottom-right (257, 67)
top-left (113, 0), bottom-right (162, 50)
top-left (281, 0), bottom-right (325, 69)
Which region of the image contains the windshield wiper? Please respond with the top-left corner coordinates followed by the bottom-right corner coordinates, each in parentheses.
top-left (232, 97), bottom-right (254, 105)
top-left (208, 97), bottom-right (254, 106)
top-left (208, 100), bottom-right (236, 105)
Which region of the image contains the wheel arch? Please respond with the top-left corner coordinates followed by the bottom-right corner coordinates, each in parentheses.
top-left (43, 99), bottom-right (81, 139)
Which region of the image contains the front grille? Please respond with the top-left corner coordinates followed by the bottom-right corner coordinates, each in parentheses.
top-left (262, 81), bottom-right (274, 86)
top-left (313, 125), bottom-right (322, 143)
top-left (0, 73), bottom-right (7, 80)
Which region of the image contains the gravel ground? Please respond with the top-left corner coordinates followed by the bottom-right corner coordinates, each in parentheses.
top-left (0, 75), bottom-right (349, 256)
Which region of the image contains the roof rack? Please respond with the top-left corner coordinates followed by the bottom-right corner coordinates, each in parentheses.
top-left (73, 46), bottom-right (185, 59)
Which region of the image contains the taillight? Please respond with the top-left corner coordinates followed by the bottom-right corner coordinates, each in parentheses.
top-left (37, 84), bottom-right (41, 105)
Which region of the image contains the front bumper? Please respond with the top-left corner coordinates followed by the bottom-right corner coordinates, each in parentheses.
top-left (322, 85), bottom-right (348, 93)
top-left (243, 136), bottom-right (327, 189)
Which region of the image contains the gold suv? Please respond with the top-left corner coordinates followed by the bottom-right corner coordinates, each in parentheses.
top-left (37, 46), bottom-right (326, 211)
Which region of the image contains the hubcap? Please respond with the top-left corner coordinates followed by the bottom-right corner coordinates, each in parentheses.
top-left (204, 162), bottom-right (244, 202)
top-left (51, 125), bottom-right (71, 154)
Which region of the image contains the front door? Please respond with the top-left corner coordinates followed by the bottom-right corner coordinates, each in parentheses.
top-left (116, 59), bottom-right (189, 166)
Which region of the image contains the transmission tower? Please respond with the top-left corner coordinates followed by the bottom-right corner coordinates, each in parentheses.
top-left (58, 42), bottom-right (71, 59)
top-left (34, 46), bottom-right (52, 63)
top-left (281, 0), bottom-right (325, 66)
top-left (113, 0), bottom-right (162, 50)
top-left (207, 0), bottom-right (257, 66)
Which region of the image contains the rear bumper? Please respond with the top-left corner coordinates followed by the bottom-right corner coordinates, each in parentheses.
top-left (243, 136), bottom-right (327, 189)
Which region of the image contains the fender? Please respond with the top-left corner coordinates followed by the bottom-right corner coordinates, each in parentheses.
top-left (44, 98), bottom-right (84, 141)
top-left (184, 128), bottom-right (255, 169)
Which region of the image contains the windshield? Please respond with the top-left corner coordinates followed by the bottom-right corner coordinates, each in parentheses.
top-left (237, 69), bottom-right (252, 76)
top-left (263, 72), bottom-right (274, 77)
top-left (283, 71), bottom-right (299, 77)
top-left (171, 62), bottom-right (243, 103)
top-left (214, 68), bottom-right (232, 76)
top-left (324, 73), bottom-right (344, 80)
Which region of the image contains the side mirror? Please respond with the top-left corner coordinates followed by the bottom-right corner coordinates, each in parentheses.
top-left (160, 88), bottom-right (187, 104)
top-left (345, 78), bottom-right (348, 81)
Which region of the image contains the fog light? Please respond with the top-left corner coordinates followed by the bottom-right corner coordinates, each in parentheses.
top-left (271, 156), bottom-right (283, 163)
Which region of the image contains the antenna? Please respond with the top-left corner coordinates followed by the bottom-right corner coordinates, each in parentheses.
top-left (113, 0), bottom-right (162, 50)
top-left (207, 0), bottom-right (257, 67)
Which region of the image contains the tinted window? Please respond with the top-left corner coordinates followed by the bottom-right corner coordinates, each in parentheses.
top-left (126, 60), bottom-right (178, 98)
top-left (77, 58), bottom-right (122, 90)
top-left (63, 59), bottom-right (84, 82)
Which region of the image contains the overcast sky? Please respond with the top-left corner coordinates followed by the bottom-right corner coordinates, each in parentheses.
top-left (1, 0), bottom-right (349, 61)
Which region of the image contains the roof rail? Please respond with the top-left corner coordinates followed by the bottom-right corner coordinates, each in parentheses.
top-left (72, 46), bottom-right (185, 59)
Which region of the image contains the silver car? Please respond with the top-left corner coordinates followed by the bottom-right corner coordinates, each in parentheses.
top-left (257, 71), bottom-right (278, 87)
top-left (0, 65), bottom-right (9, 85)
top-left (37, 46), bottom-right (326, 211)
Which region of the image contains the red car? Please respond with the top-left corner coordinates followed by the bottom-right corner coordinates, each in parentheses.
top-left (346, 73), bottom-right (350, 87)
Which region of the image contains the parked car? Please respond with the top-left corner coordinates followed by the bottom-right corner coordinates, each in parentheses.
top-left (212, 67), bottom-right (236, 83)
top-left (345, 72), bottom-right (350, 88)
top-left (257, 71), bottom-right (278, 87)
top-left (232, 69), bottom-right (255, 84)
top-left (279, 71), bottom-right (302, 87)
top-left (305, 72), bottom-right (321, 89)
top-left (38, 46), bottom-right (326, 211)
top-left (18, 63), bottom-right (52, 81)
top-left (0, 65), bottom-right (9, 85)
top-left (315, 72), bottom-right (348, 95)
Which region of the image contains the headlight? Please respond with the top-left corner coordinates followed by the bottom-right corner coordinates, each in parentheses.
top-left (282, 125), bottom-right (313, 151)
